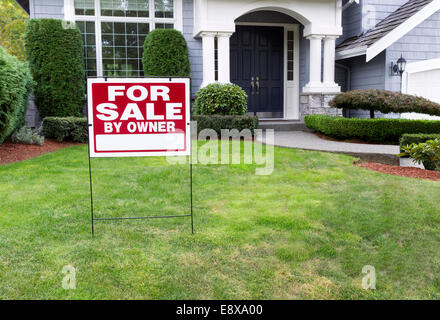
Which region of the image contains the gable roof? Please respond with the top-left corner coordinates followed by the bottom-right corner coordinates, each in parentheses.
top-left (336, 0), bottom-right (440, 61)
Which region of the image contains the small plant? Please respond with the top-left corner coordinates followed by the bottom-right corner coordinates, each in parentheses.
top-left (399, 139), bottom-right (440, 171)
top-left (11, 127), bottom-right (44, 146)
top-left (194, 83), bottom-right (248, 116)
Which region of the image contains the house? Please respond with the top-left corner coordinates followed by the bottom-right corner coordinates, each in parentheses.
top-left (336, 0), bottom-right (440, 118)
top-left (15, 0), bottom-right (440, 126)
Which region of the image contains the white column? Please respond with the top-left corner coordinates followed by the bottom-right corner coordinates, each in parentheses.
top-left (304, 35), bottom-right (324, 93)
top-left (323, 36), bottom-right (340, 91)
top-left (217, 32), bottom-right (232, 83)
top-left (201, 32), bottom-right (216, 87)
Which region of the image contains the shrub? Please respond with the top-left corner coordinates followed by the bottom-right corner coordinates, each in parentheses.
top-left (399, 139), bottom-right (440, 171)
top-left (192, 115), bottom-right (259, 136)
top-left (142, 29), bottom-right (190, 77)
top-left (330, 90), bottom-right (440, 118)
top-left (25, 19), bottom-right (85, 118)
top-left (11, 126), bottom-right (44, 146)
top-left (42, 117), bottom-right (88, 143)
top-left (400, 133), bottom-right (440, 149)
top-left (399, 133), bottom-right (440, 170)
top-left (305, 115), bottom-right (440, 143)
top-left (194, 83), bottom-right (248, 116)
top-left (0, 46), bottom-right (33, 144)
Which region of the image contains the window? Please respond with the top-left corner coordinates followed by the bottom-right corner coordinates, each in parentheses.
top-left (72, 0), bottom-right (180, 77)
top-left (101, 22), bottom-right (148, 76)
top-left (74, 0), bottom-right (94, 15)
top-left (77, 21), bottom-right (97, 76)
top-left (287, 31), bottom-right (294, 81)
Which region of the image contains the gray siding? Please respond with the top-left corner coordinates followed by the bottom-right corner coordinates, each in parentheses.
top-left (30, 0), bottom-right (64, 19)
top-left (183, 0), bottom-right (202, 95)
top-left (385, 9), bottom-right (440, 91)
top-left (364, 0), bottom-right (408, 28)
top-left (339, 0), bottom-right (363, 44)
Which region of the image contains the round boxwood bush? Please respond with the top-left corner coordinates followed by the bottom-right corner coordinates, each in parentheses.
top-left (330, 89), bottom-right (440, 118)
top-left (193, 83), bottom-right (248, 115)
top-left (25, 19), bottom-right (85, 118)
top-left (0, 46), bottom-right (33, 144)
top-left (142, 29), bottom-right (190, 77)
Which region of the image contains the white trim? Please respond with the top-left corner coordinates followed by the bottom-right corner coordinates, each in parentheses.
top-left (366, 0), bottom-right (440, 62)
top-left (402, 58), bottom-right (440, 94)
top-left (235, 22), bottom-right (300, 120)
top-left (87, 77), bottom-right (191, 158)
top-left (335, 46), bottom-right (367, 60)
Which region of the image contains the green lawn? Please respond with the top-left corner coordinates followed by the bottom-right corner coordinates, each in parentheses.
top-left (0, 141), bottom-right (439, 299)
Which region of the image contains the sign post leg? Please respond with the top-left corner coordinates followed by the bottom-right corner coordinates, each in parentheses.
top-left (87, 140), bottom-right (95, 237)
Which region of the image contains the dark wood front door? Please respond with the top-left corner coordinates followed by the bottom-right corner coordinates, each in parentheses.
top-left (230, 26), bottom-right (284, 118)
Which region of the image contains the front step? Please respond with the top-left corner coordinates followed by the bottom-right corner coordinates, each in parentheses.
top-left (258, 120), bottom-right (306, 132)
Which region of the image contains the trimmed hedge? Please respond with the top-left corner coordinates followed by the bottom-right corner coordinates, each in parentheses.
top-left (305, 115), bottom-right (440, 143)
top-left (330, 89), bottom-right (440, 117)
top-left (142, 29), bottom-right (190, 77)
top-left (42, 117), bottom-right (88, 143)
top-left (25, 19), bottom-right (85, 118)
top-left (192, 115), bottom-right (259, 136)
top-left (0, 46), bottom-right (33, 144)
top-left (194, 83), bottom-right (248, 115)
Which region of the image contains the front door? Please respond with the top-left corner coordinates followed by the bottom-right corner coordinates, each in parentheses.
top-left (230, 26), bottom-right (284, 118)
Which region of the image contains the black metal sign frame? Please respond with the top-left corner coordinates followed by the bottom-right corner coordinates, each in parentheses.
top-left (86, 77), bottom-right (193, 236)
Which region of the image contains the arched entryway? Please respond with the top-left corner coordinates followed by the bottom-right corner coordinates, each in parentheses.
top-left (231, 10), bottom-right (302, 119)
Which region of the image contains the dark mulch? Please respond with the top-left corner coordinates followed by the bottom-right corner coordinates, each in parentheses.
top-left (356, 161), bottom-right (440, 181)
top-left (0, 139), bottom-right (83, 165)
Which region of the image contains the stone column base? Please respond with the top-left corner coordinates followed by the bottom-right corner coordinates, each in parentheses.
top-left (300, 93), bottom-right (342, 121)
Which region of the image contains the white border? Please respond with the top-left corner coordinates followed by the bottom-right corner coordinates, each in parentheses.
top-left (235, 22), bottom-right (300, 120)
top-left (87, 77), bottom-right (191, 158)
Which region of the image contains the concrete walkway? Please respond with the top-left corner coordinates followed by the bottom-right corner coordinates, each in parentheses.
top-left (257, 131), bottom-right (401, 165)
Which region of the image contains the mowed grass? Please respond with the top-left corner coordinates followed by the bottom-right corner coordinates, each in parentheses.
top-left (0, 140), bottom-right (440, 299)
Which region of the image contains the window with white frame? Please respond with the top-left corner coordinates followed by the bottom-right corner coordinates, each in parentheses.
top-left (71, 0), bottom-right (180, 77)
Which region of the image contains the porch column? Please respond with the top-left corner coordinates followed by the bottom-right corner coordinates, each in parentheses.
top-left (201, 32), bottom-right (216, 87)
top-left (217, 32), bottom-right (233, 83)
top-left (303, 35), bottom-right (324, 92)
top-left (323, 36), bottom-right (340, 91)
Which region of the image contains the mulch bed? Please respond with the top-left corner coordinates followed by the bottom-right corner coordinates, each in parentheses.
top-left (0, 139), bottom-right (82, 165)
top-left (356, 161), bottom-right (440, 181)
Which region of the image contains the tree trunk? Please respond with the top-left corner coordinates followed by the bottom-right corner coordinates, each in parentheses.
top-left (370, 110), bottom-right (375, 119)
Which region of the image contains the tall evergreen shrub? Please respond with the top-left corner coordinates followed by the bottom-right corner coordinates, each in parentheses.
top-left (142, 29), bottom-right (190, 77)
top-left (25, 19), bottom-right (85, 118)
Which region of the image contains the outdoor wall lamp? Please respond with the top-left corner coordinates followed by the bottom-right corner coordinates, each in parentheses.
top-left (391, 54), bottom-right (407, 76)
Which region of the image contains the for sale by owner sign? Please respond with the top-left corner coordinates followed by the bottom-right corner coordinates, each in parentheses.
top-left (87, 78), bottom-right (190, 158)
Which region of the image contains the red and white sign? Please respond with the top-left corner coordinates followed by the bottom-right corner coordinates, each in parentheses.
top-left (87, 78), bottom-right (190, 158)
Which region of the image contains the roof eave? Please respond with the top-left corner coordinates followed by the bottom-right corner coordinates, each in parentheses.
top-left (335, 46), bottom-right (367, 60)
